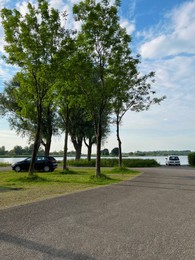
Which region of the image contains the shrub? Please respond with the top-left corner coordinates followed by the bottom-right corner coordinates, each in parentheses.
top-left (188, 152), bottom-right (195, 166)
top-left (67, 158), bottom-right (160, 167)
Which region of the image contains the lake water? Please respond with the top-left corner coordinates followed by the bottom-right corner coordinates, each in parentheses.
top-left (0, 155), bottom-right (189, 165)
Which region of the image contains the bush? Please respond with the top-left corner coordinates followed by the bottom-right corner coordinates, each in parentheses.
top-left (67, 158), bottom-right (160, 167)
top-left (188, 152), bottom-right (195, 166)
top-left (122, 158), bottom-right (159, 167)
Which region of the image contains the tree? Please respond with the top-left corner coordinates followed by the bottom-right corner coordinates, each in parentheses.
top-left (1, 0), bottom-right (67, 175)
top-left (0, 146), bottom-right (7, 155)
top-left (0, 76), bottom-right (59, 157)
top-left (56, 89), bottom-right (71, 171)
top-left (112, 69), bottom-right (166, 166)
top-left (101, 148), bottom-right (109, 156)
top-left (73, 0), bottom-right (125, 176)
top-left (13, 145), bottom-right (23, 155)
top-left (111, 147), bottom-right (119, 156)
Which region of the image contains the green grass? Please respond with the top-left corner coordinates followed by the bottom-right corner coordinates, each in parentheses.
top-left (0, 162), bottom-right (10, 167)
top-left (0, 167), bottom-right (140, 209)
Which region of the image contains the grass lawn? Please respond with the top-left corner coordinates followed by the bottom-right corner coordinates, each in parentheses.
top-left (0, 167), bottom-right (140, 210)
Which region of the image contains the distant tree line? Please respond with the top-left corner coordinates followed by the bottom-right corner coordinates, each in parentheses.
top-left (102, 149), bottom-right (191, 157)
top-left (128, 150), bottom-right (191, 156)
top-left (0, 0), bottom-right (165, 176)
top-left (0, 145), bottom-right (189, 158)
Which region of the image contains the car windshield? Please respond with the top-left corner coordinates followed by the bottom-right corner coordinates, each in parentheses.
top-left (169, 156), bottom-right (179, 161)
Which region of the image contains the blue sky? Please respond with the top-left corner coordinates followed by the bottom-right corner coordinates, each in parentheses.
top-left (0, 0), bottom-right (195, 153)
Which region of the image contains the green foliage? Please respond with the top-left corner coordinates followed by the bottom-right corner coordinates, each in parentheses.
top-left (101, 148), bottom-right (109, 156)
top-left (188, 152), bottom-right (195, 166)
top-left (110, 147), bottom-right (119, 156)
top-left (133, 150), bottom-right (191, 156)
top-left (67, 158), bottom-right (159, 167)
top-left (0, 146), bottom-right (7, 155)
top-left (67, 159), bottom-right (96, 167)
top-left (1, 0), bottom-right (69, 173)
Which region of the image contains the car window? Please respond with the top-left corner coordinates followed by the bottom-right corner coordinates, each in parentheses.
top-left (169, 156), bottom-right (179, 160)
top-left (36, 157), bottom-right (45, 161)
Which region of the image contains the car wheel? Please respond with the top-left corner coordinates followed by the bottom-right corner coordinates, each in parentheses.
top-left (44, 165), bottom-right (50, 172)
top-left (15, 166), bottom-right (21, 172)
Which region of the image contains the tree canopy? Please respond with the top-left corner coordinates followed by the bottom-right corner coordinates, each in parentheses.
top-left (0, 0), bottom-right (165, 176)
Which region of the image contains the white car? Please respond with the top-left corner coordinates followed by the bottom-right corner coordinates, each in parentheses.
top-left (166, 156), bottom-right (180, 166)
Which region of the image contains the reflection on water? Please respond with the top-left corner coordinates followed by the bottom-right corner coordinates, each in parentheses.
top-left (0, 155), bottom-right (189, 165)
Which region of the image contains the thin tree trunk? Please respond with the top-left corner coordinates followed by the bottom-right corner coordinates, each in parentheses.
top-left (84, 137), bottom-right (93, 161)
top-left (95, 122), bottom-right (102, 177)
top-left (63, 130), bottom-right (68, 170)
top-left (116, 118), bottom-right (122, 167)
top-left (63, 106), bottom-right (69, 171)
top-left (29, 104), bottom-right (42, 176)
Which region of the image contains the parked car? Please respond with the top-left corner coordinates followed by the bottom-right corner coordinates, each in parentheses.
top-left (166, 156), bottom-right (180, 166)
top-left (12, 156), bottom-right (57, 172)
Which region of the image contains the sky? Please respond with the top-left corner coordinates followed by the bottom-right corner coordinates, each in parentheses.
top-left (0, 0), bottom-right (195, 154)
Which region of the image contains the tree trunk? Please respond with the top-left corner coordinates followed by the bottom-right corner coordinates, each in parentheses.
top-left (72, 137), bottom-right (83, 160)
top-left (29, 103), bottom-right (42, 176)
top-left (95, 122), bottom-right (102, 177)
top-left (84, 137), bottom-right (93, 161)
top-left (87, 140), bottom-right (92, 161)
top-left (63, 130), bottom-right (68, 170)
top-left (116, 117), bottom-right (122, 167)
top-left (62, 106), bottom-right (70, 171)
top-left (44, 137), bottom-right (51, 157)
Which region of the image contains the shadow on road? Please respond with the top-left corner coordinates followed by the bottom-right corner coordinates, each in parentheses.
top-left (0, 232), bottom-right (95, 260)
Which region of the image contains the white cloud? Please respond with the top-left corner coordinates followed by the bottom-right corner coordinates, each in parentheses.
top-left (49, 0), bottom-right (65, 10)
top-left (131, 1), bottom-right (195, 151)
top-left (15, 1), bottom-right (31, 16)
top-left (120, 18), bottom-right (135, 34)
top-left (139, 1), bottom-right (195, 59)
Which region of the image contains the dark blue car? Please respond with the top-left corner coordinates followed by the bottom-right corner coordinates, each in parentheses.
top-left (12, 156), bottom-right (57, 172)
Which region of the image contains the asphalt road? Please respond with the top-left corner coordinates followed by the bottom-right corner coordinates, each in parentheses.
top-left (1, 166), bottom-right (195, 260)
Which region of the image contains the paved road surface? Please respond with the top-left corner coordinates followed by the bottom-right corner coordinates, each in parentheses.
top-left (1, 166), bottom-right (195, 259)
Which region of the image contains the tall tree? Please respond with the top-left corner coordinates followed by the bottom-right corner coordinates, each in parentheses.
top-left (1, 0), bottom-right (67, 175)
top-left (73, 0), bottom-right (126, 176)
top-left (112, 70), bottom-right (166, 167)
top-left (109, 39), bottom-right (166, 167)
top-left (53, 36), bottom-right (77, 171)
